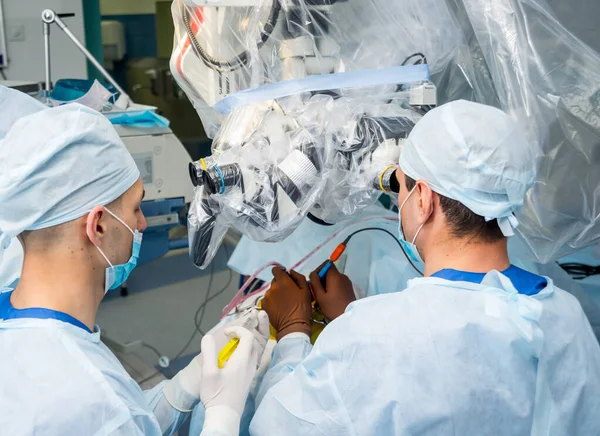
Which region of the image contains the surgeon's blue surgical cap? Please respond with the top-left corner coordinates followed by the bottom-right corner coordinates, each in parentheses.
top-left (400, 100), bottom-right (537, 237)
top-left (0, 103), bottom-right (140, 247)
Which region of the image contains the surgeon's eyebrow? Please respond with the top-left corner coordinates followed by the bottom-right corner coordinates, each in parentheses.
top-left (140, 189), bottom-right (146, 203)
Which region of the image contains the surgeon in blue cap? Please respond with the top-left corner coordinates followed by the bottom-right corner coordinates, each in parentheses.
top-left (0, 103), bottom-right (268, 436)
top-left (250, 101), bottom-right (600, 435)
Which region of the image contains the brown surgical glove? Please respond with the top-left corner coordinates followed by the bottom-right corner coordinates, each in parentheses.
top-left (262, 267), bottom-right (312, 341)
top-left (309, 261), bottom-right (356, 322)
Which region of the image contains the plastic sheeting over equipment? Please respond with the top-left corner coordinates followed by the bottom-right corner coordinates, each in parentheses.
top-left (171, 0), bottom-right (600, 268)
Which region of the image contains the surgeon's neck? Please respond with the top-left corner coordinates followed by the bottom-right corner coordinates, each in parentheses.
top-left (422, 236), bottom-right (510, 277)
top-left (10, 244), bottom-right (104, 331)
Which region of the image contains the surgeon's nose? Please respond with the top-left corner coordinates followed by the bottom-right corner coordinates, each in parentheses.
top-left (139, 212), bottom-right (147, 232)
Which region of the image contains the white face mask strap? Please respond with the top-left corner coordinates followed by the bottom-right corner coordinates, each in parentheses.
top-left (104, 206), bottom-right (135, 236)
top-left (411, 199), bottom-right (434, 245)
top-left (400, 185), bottom-right (418, 210)
top-left (401, 183), bottom-right (433, 244)
top-left (96, 245), bottom-right (113, 268)
top-left (93, 206), bottom-right (133, 268)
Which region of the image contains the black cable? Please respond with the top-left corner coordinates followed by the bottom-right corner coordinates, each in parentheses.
top-left (172, 244), bottom-right (234, 362)
top-left (249, 278), bottom-right (265, 294)
top-left (307, 212), bottom-right (334, 226)
top-left (203, 270), bottom-right (234, 306)
top-left (390, 52), bottom-right (428, 105)
top-left (401, 52), bottom-right (427, 66)
top-left (141, 343), bottom-right (175, 378)
top-left (172, 260), bottom-right (216, 362)
top-left (136, 248), bottom-right (237, 385)
top-left (137, 290), bottom-right (216, 385)
top-left (0, 69), bottom-right (6, 80)
top-left (343, 227), bottom-right (423, 276)
top-left (559, 262), bottom-right (600, 280)
top-left (195, 265), bottom-right (233, 336)
top-left (182, 1), bottom-right (281, 73)
top-left (142, 342), bottom-right (164, 359)
top-left (138, 343), bottom-right (172, 384)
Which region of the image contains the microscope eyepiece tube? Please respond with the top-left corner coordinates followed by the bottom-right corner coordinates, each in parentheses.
top-left (189, 162), bottom-right (202, 187)
top-left (202, 163), bottom-right (244, 195)
top-left (374, 166), bottom-right (400, 193)
top-left (189, 157), bottom-right (218, 187)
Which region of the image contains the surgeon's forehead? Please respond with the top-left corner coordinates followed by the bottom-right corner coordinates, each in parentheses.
top-left (135, 180), bottom-right (145, 202)
top-left (123, 178), bottom-right (145, 203)
top-left (395, 167), bottom-right (406, 185)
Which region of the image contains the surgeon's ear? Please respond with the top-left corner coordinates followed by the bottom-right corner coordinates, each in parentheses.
top-left (416, 181), bottom-right (434, 218)
top-left (86, 206), bottom-right (109, 247)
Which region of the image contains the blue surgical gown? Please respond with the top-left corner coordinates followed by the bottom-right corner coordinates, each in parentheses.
top-left (249, 268), bottom-right (600, 435)
top-left (0, 290), bottom-right (226, 436)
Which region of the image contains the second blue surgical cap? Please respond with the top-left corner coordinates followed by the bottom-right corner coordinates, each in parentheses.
top-left (0, 103), bottom-right (140, 240)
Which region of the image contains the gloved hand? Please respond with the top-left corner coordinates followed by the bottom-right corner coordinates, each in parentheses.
top-left (163, 310), bottom-right (270, 413)
top-left (163, 351), bottom-right (204, 413)
top-left (250, 310), bottom-right (271, 367)
top-left (262, 267), bottom-right (312, 341)
top-left (200, 326), bottom-right (259, 436)
top-left (309, 261), bottom-right (356, 322)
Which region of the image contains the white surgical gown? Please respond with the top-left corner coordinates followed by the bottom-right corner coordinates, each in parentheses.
top-left (0, 290), bottom-right (227, 436)
top-left (250, 271), bottom-right (600, 435)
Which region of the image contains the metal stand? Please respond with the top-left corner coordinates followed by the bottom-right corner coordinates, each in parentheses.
top-left (41, 9), bottom-right (130, 108)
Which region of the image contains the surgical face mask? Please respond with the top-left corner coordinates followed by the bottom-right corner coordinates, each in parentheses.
top-left (95, 207), bottom-right (143, 294)
top-left (398, 185), bottom-right (427, 264)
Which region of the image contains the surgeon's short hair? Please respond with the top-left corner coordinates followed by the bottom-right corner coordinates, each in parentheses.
top-left (19, 222), bottom-right (70, 248)
top-left (405, 175), bottom-right (504, 242)
top-left (19, 194), bottom-right (125, 250)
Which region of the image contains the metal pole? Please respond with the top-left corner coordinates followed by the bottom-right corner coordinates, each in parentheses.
top-left (53, 15), bottom-right (128, 97)
top-left (41, 9), bottom-right (55, 95)
top-left (43, 22), bottom-right (51, 93)
top-left (0, 0), bottom-right (9, 69)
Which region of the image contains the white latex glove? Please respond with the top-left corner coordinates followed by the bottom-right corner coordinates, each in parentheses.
top-left (207, 310), bottom-right (270, 370)
top-left (163, 310), bottom-right (269, 413)
top-left (251, 310), bottom-right (270, 367)
top-left (200, 326), bottom-right (260, 436)
top-left (163, 352), bottom-right (203, 412)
